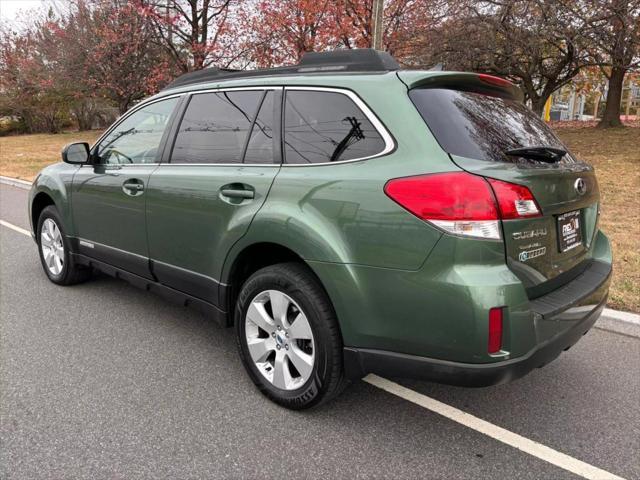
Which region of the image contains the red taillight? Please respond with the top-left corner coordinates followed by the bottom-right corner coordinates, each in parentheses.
top-left (384, 172), bottom-right (543, 239)
top-left (384, 172), bottom-right (542, 239)
top-left (487, 178), bottom-right (541, 219)
top-left (478, 73), bottom-right (513, 88)
top-left (488, 307), bottom-right (503, 354)
top-left (384, 172), bottom-right (498, 221)
top-left (384, 172), bottom-right (501, 239)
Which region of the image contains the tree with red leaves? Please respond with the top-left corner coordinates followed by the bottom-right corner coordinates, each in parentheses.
top-left (84, 1), bottom-right (173, 113)
top-left (0, 0), bottom-right (174, 132)
top-left (144, 0), bottom-right (243, 72)
top-left (0, 13), bottom-right (74, 133)
top-left (245, 0), bottom-right (339, 67)
top-left (245, 0), bottom-right (443, 67)
top-left (334, 0), bottom-right (446, 60)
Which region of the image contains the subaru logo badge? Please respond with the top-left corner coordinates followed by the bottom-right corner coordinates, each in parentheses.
top-left (574, 178), bottom-right (587, 196)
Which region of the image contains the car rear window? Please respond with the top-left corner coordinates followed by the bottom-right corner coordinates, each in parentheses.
top-left (409, 88), bottom-right (578, 164)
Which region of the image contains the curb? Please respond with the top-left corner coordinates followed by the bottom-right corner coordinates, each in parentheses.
top-left (596, 308), bottom-right (640, 338)
top-left (0, 175), bottom-right (32, 190)
top-left (601, 308), bottom-right (640, 325)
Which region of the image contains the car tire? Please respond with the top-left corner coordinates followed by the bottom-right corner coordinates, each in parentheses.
top-left (37, 205), bottom-right (90, 285)
top-left (235, 262), bottom-right (346, 409)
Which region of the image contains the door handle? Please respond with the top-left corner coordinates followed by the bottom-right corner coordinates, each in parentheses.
top-left (220, 188), bottom-right (254, 199)
top-left (122, 179), bottom-right (145, 196)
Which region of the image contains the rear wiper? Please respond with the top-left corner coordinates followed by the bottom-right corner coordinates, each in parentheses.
top-left (505, 146), bottom-right (567, 163)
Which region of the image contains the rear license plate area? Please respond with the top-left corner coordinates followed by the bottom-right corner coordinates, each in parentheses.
top-left (557, 210), bottom-right (583, 252)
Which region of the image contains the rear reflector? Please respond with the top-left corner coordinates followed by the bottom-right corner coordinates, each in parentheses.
top-left (487, 178), bottom-right (541, 219)
top-left (488, 307), bottom-right (503, 354)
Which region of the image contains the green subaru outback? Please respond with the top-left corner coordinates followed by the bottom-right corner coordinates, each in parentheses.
top-left (29, 49), bottom-right (611, 409)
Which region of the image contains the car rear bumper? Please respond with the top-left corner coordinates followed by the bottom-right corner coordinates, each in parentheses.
top-left (343, 295), bottom-right (606, 386)
top-left (311, 229), bottom-right (612, 381)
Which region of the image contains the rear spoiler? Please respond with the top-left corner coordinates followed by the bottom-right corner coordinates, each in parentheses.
top-left (397, 71), bottom-right (524, 102)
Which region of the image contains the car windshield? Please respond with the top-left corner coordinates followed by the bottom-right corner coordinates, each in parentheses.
top-left (409, 88), bottom-right (581, 165)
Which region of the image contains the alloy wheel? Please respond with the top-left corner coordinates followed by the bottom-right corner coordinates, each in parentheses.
top-left (245, 290), bottom-right (315, 390)
top-left (40, 218), bottom-right (64, 276)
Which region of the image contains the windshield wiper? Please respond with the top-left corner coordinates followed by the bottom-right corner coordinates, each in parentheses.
top-left (505, 146), bottom-right (567, 163)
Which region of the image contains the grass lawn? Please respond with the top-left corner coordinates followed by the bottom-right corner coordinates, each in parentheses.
top-left (0, 131), bottom-right (103, 181)
top-left (0, 127), bottom-right (638, 312)
top-left (555, 127), bottom-right (639, 313)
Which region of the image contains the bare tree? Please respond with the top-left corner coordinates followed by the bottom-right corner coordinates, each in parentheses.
top-left (416, 0), bottom-right (593, 115)
top-left (574, 0), bottom-right (640, 127)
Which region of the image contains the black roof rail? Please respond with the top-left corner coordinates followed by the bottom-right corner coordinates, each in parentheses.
top-left (298, 49), bottom-right (399, 71)
top-left (163, 49), bottom-right (399, 91)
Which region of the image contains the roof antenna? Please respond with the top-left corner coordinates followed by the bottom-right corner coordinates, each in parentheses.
top-left (428, 63), bottom-right (444, 71)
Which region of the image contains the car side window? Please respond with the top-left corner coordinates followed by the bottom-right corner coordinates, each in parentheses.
top-left (97, 98), bottom-right (179, 165)
top-left (171, 90), bottom-right (264, 164)
top-left (284, 90), bottom-right (386, 164)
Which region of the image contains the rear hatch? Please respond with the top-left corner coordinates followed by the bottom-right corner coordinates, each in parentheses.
top-left (402, 72), bottom-right (600, 297)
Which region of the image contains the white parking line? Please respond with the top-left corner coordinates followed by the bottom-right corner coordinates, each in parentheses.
top-left (0, 218), bottom-right (629, 479)
top-left (364, 374), bottom-right (626, 480)
top-left (0, 220), bottom-right (31, 236)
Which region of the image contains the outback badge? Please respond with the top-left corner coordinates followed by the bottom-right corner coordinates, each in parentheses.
top-left (518, 246), bottom-right (546, 262)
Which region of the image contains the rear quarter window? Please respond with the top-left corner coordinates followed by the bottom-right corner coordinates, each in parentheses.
top-left (284, 90), bottom-right (386, 164)
top-left (409, 88), bottom-right (579, 165)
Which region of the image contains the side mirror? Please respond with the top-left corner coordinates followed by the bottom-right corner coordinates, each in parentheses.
top-left (62, 142), bottom-right (90, 164)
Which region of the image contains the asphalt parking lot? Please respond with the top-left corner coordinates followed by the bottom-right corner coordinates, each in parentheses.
top-left (1, 182), bottom-right (638, 479)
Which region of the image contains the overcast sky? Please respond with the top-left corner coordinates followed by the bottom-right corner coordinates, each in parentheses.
top-left (0, 0), bottom-right (50, 25)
